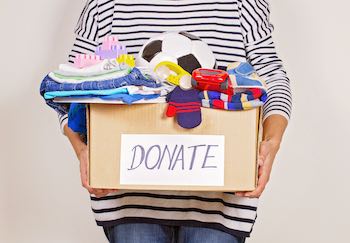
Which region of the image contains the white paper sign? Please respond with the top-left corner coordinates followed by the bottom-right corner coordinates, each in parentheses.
top-left (120, 134), bottom-right (225, 186)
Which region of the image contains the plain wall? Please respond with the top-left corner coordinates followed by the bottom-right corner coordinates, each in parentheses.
top-left (0, 0), bottom-right (349, 242)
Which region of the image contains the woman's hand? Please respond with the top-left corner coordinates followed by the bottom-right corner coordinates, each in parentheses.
top-left (78, 145), bottom-right (118, 198)
top-left (235, 114), bottom-right (288, 198)
top-left (236, 139), bottom-right (280, 198)
top-left (64, 124), bottom-right (118, 198)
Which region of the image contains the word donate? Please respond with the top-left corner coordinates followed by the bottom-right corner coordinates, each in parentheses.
top-left (120, 134), bottom-right (225, 186)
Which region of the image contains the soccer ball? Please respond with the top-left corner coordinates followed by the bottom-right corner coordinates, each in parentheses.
top-left (136, 31), bottom-right (216, 74)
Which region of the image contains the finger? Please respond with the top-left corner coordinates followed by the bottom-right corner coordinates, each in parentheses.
top-left (104, 189), bottom-right (118, 193)
top-left (85, 187), bottom-right (95, 195)
top-left (244, 183), bottom-right (266, 198)
top-left (257, 143), bottom-right (269, 166)
top-left (258, 164), bottom-right (264, 177)
top-left (93, 192), bottom-right (109, 198)
top-left (259, 141), bottom-right (270, 160)
top-left (235, 192), bottom-right (246, 197)
top-left (89, 189), bottom-right (105, 197)
top-left (244, 167), bottom-right (270, 198)
top-left (243, 181), bottom-right (266, 198)
top-left (258, 156), bottom-right (265, 166)
top-left (237, 152), bottom-right (269, 198)
top-left (90, 188), bottom-right (117, 197)
top-left (244, 188), bottom-right (263, 198)
top-left (92, 190), bottom-right (112, 198)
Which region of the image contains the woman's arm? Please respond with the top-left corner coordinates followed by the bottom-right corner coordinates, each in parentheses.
top-left (236, 114), bottom-right (288, 198)
top-left (59, 1), bottom-right (116, 198)
top-left (236, 0), bottom-right (292, 197)
top-left (64, 124), bottom-right (117, 197)
top-left (56, 0), bottom-right (100, 133)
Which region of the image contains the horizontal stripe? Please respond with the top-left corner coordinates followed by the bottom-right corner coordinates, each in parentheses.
top-left (113, 8), bottom-right (237, 14)
top-left (92, 204), bottom-right (255, 224)
top-left (93, 207), bottom-right (254, 232)
top-left (112, 27), bottom-right (243, 35)
top-left (113, 16), bottom-right (239, 21)
top-left (90, 191), bottom-right (258, 209)
top-left (96, 218), bottom-right (252, 237)
top-left (112, 22), bottom-right (240, 28)
top-left (90, 194), bottom-right (257, 220)
top-left (115, 2), bottom-right (237, 8)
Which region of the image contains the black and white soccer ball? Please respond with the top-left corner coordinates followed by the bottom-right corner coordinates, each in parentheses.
top-left (136, 31), bottom-right (216, 74)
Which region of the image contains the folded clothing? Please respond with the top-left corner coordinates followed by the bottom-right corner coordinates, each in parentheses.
top-left (41, 68), bottom-right (159, 93)
top-left (49, 67), bottom-right (131, 83)
top-left (53, 96), bottom-right (167, 104)
top-left (44, 86), bottom-right (129, 99)
top-left (199, 89), bottom-right (266, 102)
top-left (227, 62), bottom-right (267, 90)
top-left (44, 84), bottom-right (173, 100)
top-left (201, 98), bottom-right (265, 111)
top-left (126, 83), bottom-right (174, 96)
top-left (62, 93), bottom-right (160, 105)
top-left (56, 59), bottom-right (126, 77)
top-left (198, 62), bottom-right (268, 111)
top-left (39, 68), bottom-right (160, 115)
top-left (97, 93), bottom-right (160, 104)
top-left (227, 62), bottom-right (255, 76)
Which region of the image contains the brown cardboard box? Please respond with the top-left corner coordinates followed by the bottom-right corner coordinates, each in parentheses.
top-left (88, 103), bottom-right (262, 191)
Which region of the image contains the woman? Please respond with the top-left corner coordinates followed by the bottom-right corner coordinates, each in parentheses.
top-left (61, 0), bottom-right (292, 242)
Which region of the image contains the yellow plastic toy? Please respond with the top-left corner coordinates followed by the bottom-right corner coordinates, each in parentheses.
top-left (154, 61), bottom-right (191, 86)
top-left (116, 54), bottom-right (135, 68)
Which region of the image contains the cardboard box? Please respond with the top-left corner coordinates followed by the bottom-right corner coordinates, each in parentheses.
top-left (87, 103), bottom-right (262, 191)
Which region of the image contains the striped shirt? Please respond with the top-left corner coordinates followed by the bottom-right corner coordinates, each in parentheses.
top-left (59, 0), bottom-right (292, 237)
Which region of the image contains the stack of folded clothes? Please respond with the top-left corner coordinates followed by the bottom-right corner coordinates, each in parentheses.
top-left (41, 60), bottom-right (174, 115)
top-left (40, 35), bottom-right (174, 118)
top-left (198, 62), bottom-right (268, 111)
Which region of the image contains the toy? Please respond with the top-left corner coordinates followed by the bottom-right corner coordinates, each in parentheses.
top-left (117, 54), bottom-right (135, 68)
top-left (136, 31), bottom-right (216, 74)
top-left (100, 35), bottom-right (120, 50)
top-left (154, 61), bottom-right (191, 87)
top-left (96, 44), bottom-right (127, 60)
top-left (73, 35), bottom-right (128, 68)
top-left (191, 68), bottom-right (233, 95)
top-left (95, 35), bottom-right (127, 59)
top-left (73, 54), bottom-right (102, 68)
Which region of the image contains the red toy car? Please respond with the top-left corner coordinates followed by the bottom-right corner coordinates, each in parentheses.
top-left (191, 68), bottom-right (233, 95)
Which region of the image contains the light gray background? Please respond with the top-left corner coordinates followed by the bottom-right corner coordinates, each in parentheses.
top-left (1, 0), bottom-right (349, 242)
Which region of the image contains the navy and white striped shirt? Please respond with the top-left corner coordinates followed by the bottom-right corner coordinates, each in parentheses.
top-left (59, 0), bottom-right (292, 237)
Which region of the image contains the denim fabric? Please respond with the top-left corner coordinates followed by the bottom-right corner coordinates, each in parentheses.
top-left (103, 223), bottom-right (245, 243)
top-left (41, 68), bottom-right (160, 93)
top-left (39, 68), bottom-right (160, 115)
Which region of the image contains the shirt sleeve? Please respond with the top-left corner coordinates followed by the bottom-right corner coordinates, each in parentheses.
top-left (239, 0), bottom-right (292, 122)
top-left (58, 0), bottom-right (99, 133)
